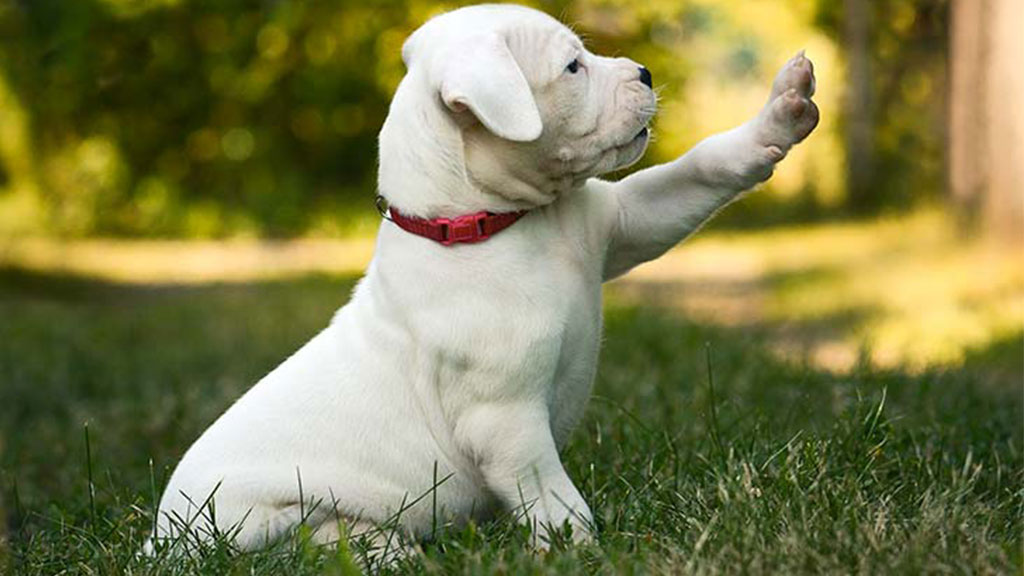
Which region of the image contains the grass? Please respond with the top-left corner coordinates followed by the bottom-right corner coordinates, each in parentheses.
top-left (5, 210), bottom-right (1020, 372)
top-left (0, 260), bottom-right (1021, 573)
top-left (617, 210), bottom-right (1024, 371)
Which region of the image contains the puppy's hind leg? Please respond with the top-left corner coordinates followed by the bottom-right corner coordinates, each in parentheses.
top-left (146, 497), bottom-right (293, 556)
top-left (311, 516), bottom-right (416, 571)
top-left (219, 501), bottom-right (307, 550)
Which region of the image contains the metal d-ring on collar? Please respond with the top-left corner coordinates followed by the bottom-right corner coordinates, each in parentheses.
top-left (375, 194), bottom-right (393, 222)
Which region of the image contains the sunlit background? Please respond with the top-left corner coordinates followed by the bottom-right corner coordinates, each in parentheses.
top-left (0, 0), bottom-right (1021, 370)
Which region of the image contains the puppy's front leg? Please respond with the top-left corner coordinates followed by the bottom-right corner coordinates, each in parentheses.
top-left (458, 402), bottom-right (592, 547)
top-left (602, 53), bottom-right (819, 279)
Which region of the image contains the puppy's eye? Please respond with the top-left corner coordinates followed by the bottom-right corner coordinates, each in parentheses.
top-left (566, 58), bottom-right (580, 74)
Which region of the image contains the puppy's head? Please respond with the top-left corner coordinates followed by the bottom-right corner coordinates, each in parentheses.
top-left (381, 4), bottom-right (656, 213)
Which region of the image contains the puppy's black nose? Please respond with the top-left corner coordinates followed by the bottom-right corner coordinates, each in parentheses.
top-left (638, 66), bottom-right (652, 88)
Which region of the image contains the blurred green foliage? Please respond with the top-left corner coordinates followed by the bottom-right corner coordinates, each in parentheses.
top-left (1, 0), bottom-right (431, 236)
top-left (0, 0), bottom-right (950, 238)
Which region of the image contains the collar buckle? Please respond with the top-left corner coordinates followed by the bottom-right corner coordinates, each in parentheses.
top-left (439, 211), bottom-right (489, 245)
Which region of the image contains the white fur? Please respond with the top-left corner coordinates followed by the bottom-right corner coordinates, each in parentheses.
top-left (152, 4), bottom-right (817, 555)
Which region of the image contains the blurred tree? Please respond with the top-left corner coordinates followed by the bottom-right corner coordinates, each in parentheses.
top-left (815, 0), bottom-right (949, 215)
top-left (949, 0), bottom-right (1024, 238)
top-left (842, 0), bottom-right (875, 214)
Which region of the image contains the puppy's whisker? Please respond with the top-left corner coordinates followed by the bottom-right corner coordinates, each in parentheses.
top-left (626, 106), bottom-right (659, 116)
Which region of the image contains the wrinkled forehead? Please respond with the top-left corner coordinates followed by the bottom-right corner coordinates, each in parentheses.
top-left (403, 4), bottom-right (582, 81)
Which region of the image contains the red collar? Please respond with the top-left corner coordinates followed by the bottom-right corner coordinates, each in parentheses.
top-left (385, 203), bottom-right (528, 246)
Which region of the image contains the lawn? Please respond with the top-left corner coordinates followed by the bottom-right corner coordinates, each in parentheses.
top-left (0, 222), bottom-right (1021, 573)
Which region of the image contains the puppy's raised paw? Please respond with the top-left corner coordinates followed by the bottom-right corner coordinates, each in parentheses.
top-left (756, 52), bottom-right (820, 153)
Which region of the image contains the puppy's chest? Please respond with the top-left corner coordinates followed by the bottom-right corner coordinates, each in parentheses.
top-left (425, 238), bottom-right (602, 402)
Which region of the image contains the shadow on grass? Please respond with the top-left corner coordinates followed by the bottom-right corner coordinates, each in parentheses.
top-left (0, 265), bottom-right (358, 302)
top-left (0, 266), bottom-right (1020, 574)
top-left (608, 270), bottom-right (885, 371)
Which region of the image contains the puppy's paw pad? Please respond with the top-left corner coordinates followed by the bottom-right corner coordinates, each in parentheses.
top-left (775, 89), bottom-right (808, 119)
top-left (759, 88), bottom-right (819, 150)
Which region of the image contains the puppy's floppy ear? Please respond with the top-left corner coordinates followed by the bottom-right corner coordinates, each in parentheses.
top-left (440, 33), bottom-right (543, 142)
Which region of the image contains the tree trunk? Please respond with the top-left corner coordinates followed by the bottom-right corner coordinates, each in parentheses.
top-left (949, 0), bottom-right (1024, 238)
top-left (843, 0), bottom-right (876, 213)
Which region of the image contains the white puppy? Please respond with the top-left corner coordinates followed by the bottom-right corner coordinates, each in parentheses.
top-left (152, 3), bottom-right (817, 556)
